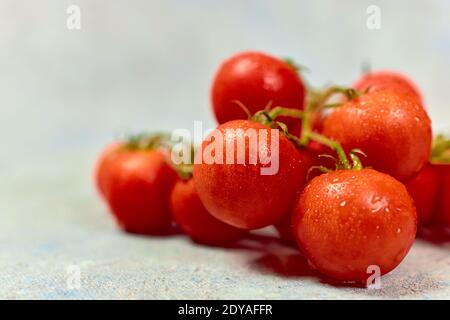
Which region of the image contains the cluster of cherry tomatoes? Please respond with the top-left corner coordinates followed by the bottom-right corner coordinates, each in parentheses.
top-left (95, 51), bottom-right (449, 285)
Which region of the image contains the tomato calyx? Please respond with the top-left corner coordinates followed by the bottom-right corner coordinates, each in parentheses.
top-left (283, 57), bottom-right (309, 75)
top-left (307, 147), bottom-right (366, 179)
top-left (431, 134), bottom-right (450, 164)
top-left (171, 146), bottom-right (195, 180)
top-left (232, 100), bottom-right (303, 135)
top-left (123, 132), bottom-right (194, 180)
top-left (124, 132), bottom-right (172, 151)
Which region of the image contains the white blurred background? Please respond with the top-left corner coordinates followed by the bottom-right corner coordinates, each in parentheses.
top-left (0, 0), bottom-right (449, 178)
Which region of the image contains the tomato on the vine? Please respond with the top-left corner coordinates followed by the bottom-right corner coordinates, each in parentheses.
top-left (211, 51), bottom-right (306, 134)
top-left (95, 141), bottom-right (178, 235)
top-left (322, 90), bottom-right (432, 181)
top-left (433, 164), bottom-right (450, 227)
top-left (353, 70), bottom-right (423, 105)
top-left (405, 163), bottom-right (440, 225)
top-left (293, 169), bottom-right (417, 283)
top-left (95, 141), bottom-right (122, 199)
top-left (440, 172), bottom-right (450, 227)
top-left (193, 119), bottom-right (308, 229)
top-left (274, 213), bottom-right (296, 245)
top-left (170, 178), bottom-right (245, 245)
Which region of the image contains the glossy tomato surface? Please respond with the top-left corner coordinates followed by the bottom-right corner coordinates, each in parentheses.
top-left (193, 120), bottom-right (308, 229)
top-left (170, 179), bottom-right (244, 245)
top-left (103, 149), bottom-right (178, 235)
top-left (322, 91), bottom-right (432, 181)
top-left (211, 51), bottom-right (305, 134)
top-left (405, 163), bottom-right (440, 225)
top-left (353, 70), bottom-right (423, 105)
top-left (293, 169), bottom-right (417, 283)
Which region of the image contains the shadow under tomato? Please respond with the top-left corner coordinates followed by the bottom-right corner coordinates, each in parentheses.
top-left (184, 232), bottom-right (295, 250)
top-left (211, 232), bottom-right (365, 288)
top-left (251, 251), bottom-right (365, 288)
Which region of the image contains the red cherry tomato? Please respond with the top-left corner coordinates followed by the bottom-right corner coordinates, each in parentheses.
top-left (440, 171), bottom-right (450, 227)
top-left (322, 90), bottom-right (432, 181)
top-left (353, 70), bottom-right (423, 105)
top-left (211, 51), bottom-right (306, 134)
top-left (434, 164), bottom-right (450, 227)
top-left (193, 120), bottom-right (308, 229)
top-left (293, 169), bottom-right (417, 283)
top-left (405, 163), bottom-right (440, 225)
top-left (95, 141), bottom-right (122, 199)
top-left (170, 178), bottom-right (245, 245)
top-left (97, 147), bottom-right (178, 235)
top-left (274, 213), bottom-right (296, 244)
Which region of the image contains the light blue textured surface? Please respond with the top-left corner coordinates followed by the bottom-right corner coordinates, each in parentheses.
top-left (1, 0), bottom-right (449, 299)
top-left (1, 151), bottom-right (449, 299)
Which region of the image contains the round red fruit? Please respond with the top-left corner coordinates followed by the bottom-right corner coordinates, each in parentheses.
top-left (274, 213), bottom-right (296, 244)
top-left (434, 164), bottom-right (450, 227)
top-left (95, 141), bottom-right (122, 199)
top-left (211, 51), bottom-right (305, 134)
top-left (405, 163), bottom-right (440, 225)
top-left (440, 174), bottom-right (450, 227)
top-left (100, 147), bottom-right (178, 235)
top-left (193, 120), bottom-right (308, 229)
top-left (322, 90), bottom-right (432, 181)
top-left (353, 70), bottom-right (423, 105)
top-left (293, 169), bottom-right (417, 283)
top-left (170, 178), bottom-right (245, 245)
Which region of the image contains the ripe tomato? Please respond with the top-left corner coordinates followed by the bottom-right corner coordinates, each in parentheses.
top-left (353, 70), bottom-right (423, 105)
top-left (440, 170), bottom-right (450, 227)
top-left (170, 178), bottom-right (245, 245)
top-left (293, 169), bottom-right (417, 283)
top-left (433, 164), bottom-right (450, 227)
top-left (322, 90), bottom-right (432, 181)
top-left (193, 120), bottom-right (308, 229)
top-left (96, 146), bottom-right (178, 235)
top-left (274, 213), bottom-right (296, 244)
top-left (211, 51), bottom-right (306, 134)
top-left (95, 141), bottom-right (122, 199)
top-left (405, 163), bottom-right (440, 225)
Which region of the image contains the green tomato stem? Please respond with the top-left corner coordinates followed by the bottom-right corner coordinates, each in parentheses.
top-left (349, 152), bottom-right (363, 170)
top-left (308, 132), bottom-right (351, 170)
top-left (267, 107), bottom-right (304, 120)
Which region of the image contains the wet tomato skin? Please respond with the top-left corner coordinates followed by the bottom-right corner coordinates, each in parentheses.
top-left (322, 91), bottom-right (432, 181)
top-left (170, 179), bottom-right (245, 245)
top-left (193, 120), bottom-right (308, 230)
top-left (211, 51), bottom-right (305, 135)
top-left (293, 169), bottom-right (417, 283)
top-left (405, 163), bottom-right (440, 225)
top-left (102, 149), bottom-right (178, 235)
top-left (353, 70), bottom-right (423, 105)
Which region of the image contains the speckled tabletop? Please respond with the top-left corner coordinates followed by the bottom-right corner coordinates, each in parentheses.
top-left (1, 0), bottom-right (450, 300)
top-left (0, 152), bottom-right (449, 300)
